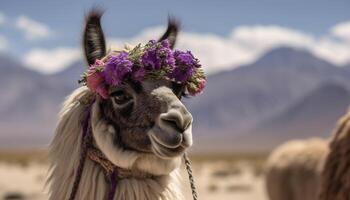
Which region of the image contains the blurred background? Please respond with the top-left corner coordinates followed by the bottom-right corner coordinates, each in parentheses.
top-left (0, 0), bottom-right (350, 199)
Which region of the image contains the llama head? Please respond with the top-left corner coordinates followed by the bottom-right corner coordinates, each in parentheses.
top-left (83, 10), bottom-right (193, 165)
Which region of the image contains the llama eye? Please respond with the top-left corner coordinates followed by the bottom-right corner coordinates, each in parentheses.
top-left (172, 83), bottom-right (186, 98)
top-left (111, 90), bottom-right (132, 105)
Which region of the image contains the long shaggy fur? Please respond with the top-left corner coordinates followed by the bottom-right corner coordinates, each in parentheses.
top-left (48, 87), bottom-right (184, 200)
top-left (320, 110), bottom-right (350, 200)
top-left (265, 138), bottom-right (329, 200)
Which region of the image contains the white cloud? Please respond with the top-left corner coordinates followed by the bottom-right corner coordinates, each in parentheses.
top-left (0, 34), bottom-right (8, 51)
top-left (229, 25), bottom-right (315, 60)
top-left (108, 27), bottom-right (252, 73)
top-left (23, 47), bottom-right (81, 74)
top-left (109, 23), bottom-right (350, 74)
top-left (16, 16), bottom-right (52, 41)
top-left (0, 12), bottom-right (8, 51)
top-left (231, 25), bottom-right (315, 49)
top-left (0, 12), bottom-right (5, 25)
top-left (311, 37), bottom-right (350, 66)
top-left (331, 21), bottom-right (350, 42)
top-left (24, 21), bottom-right (350, 74)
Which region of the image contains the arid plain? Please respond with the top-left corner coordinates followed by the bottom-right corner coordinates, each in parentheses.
top-left (0, 150), bottom-right (269, 200)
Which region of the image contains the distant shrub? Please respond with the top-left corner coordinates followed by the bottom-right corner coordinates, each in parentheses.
top-left (226, 184), bottom-right (252, 192)
top-left (3, 192), bottom-right (25, 200)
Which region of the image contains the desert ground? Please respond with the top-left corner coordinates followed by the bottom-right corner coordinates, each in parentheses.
top-left (0, 150), bottom-right (269, 200)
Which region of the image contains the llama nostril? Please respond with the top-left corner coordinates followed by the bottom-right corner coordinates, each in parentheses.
top-left (160, 110), bottom-right (189, 132)
top-left (162, 118), bottom-right (183, 132)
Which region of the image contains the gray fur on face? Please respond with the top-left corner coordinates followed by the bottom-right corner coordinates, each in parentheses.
top-left (100, 79), bottom-right (193, 158)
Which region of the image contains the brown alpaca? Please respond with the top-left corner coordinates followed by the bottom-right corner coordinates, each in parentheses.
top-left (319, 110), bottom-right (350, 200)
top-left (265, 138), bottom-right (329, 200)
top-left (48, 9), bottom-right (197, 200)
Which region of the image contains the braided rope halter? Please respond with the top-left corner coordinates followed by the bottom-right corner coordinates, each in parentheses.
top-left (68, 100), bottom-right (198, 200)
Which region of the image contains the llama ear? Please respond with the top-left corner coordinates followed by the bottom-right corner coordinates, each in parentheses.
top-left (158, 17), bottom-right (180, 49)
top-left (83, 9), bottom-right (107, 66)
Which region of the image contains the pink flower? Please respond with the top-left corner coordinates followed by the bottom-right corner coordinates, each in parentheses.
top-left (86, 70), bottom-right (109, 99)
top-left (188, 79), bottom-right (206, 96)
top-left (198, 79), bottom-right (206, 91)
top-left (92, 59), bottom-right (104, 66)
top-left (95, 84), bottom-right (109, 99)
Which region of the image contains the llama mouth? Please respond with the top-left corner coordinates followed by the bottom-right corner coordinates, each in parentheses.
top-left (149, 132), bottom-right (185, 158)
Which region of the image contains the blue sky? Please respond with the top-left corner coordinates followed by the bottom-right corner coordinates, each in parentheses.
top-left (0, 0), bottom-right (350, 74)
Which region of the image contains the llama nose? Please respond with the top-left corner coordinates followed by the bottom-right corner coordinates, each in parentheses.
top-left (159, 109), bottom-right (192, 132)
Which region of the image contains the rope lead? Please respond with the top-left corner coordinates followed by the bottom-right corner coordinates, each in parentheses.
top-left (184, 152), bottom-right (199, 200)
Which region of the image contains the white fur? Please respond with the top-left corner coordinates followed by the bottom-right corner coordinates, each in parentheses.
top-left (48, 87), bottom-right (185, 200)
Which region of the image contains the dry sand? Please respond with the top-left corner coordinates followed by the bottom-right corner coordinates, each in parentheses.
top-left (0, 159), bottom-right (268, 200)
top-left (0, 162), bottom-right (48, 200)
top-left (185, 161), bottom-right (268, 200)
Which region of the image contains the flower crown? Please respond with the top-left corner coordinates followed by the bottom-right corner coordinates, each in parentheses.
top-left (79, 39), bottom-right (206, 99)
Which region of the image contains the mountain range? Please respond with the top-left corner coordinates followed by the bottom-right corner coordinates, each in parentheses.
top-left (1, 47), bottom-right (350, 152)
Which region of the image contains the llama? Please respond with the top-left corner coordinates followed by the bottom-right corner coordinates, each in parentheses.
top-left (48, 9), bottom-right (205, 200)
top-left (265, 138), bottom-right (329, 200)
top-left (319, 110), bottom-right (350, 200)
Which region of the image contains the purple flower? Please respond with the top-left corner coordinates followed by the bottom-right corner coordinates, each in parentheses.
top-left (103, 52), bottom-right (133, 86)
top-left (141, 39), bottom-right (175, 71)
top-left (131, 65), bottom-right (145, 81)
top-left (80, 39), bottom-right (206, 99)
top-left (174, 50), bottom-right (201, 68)
top-left (170, 50), bottom-right (201, 82)
top-left (141, 48), bottom-right (160, 70)
top-left (170, 66), bottom-right (194, 83)
top-left (161, 39), bottom-right (171, 48)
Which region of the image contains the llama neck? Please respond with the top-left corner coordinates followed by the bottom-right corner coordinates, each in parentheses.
top-left (112, 168), bottom-right (184, 200)
top-left (49, 129), bottom-right (184, 200)
top-left (51, 159), bottom-right (183, 200)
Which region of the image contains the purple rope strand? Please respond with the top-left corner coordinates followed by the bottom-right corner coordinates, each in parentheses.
top-left (68, 99), bottom-right (119, 200)
top-left (68, 101), bottom-right (94, 200)
top-left (107, 169), bottom-right (118, 200)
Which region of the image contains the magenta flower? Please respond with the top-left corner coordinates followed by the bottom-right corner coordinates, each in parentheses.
top-left (104, 52), bottom-right (133, 86)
